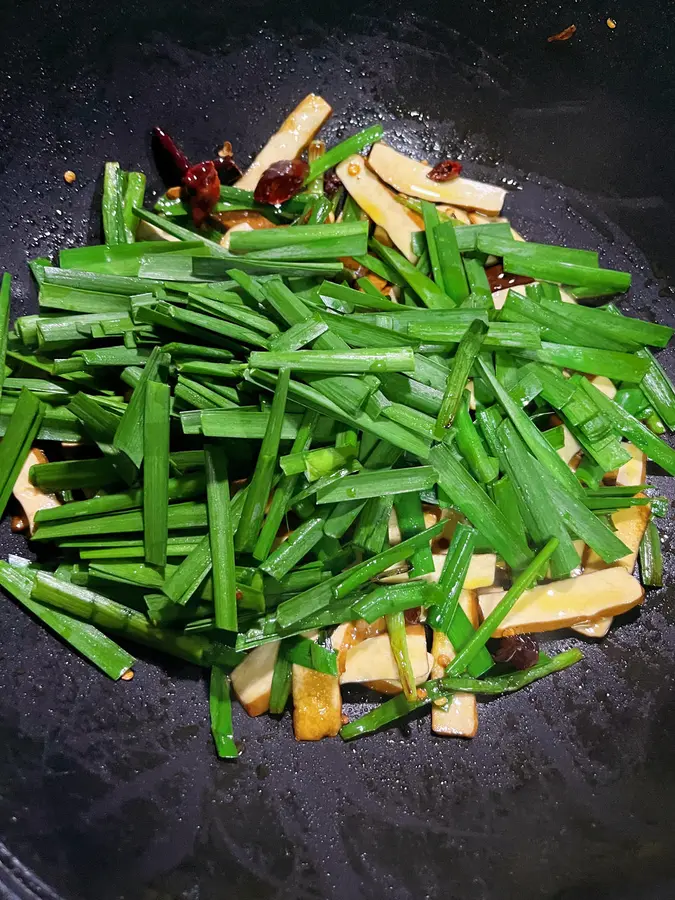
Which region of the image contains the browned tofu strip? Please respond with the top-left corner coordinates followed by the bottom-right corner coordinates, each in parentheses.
top-left (292, 631), bottom-right (342, 741)
top-left (235, 94), bottom-right (332, 191)
top-left (431, 590), bottom-right (479, 738)
top-left (292, 667), bottom-right (342, 741)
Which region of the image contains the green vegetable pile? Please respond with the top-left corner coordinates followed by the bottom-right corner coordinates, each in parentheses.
top-left (0, 113), bottom-right (670, 756)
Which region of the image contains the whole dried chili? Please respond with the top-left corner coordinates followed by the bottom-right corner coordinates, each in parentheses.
top-left (152, 127), bottom-right (241, 226)
top-left (152, 127), bottom-right (190, 186)
top-left (427, 159), bottom-right (463, 182)
top-left (254, 159), bottom-right (309, 206)
top-left (493, 634), bottom-right (540, 670)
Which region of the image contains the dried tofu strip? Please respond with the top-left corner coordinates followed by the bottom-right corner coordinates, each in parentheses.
top-left (431, 590), bottom-right (479, 737)
top-left (136, 219), bottom-right (180, 242)
top-left (572, 618), bottom-right (613, 639)
top-left (292, 630), bottom-right (341, 741)
top-left (557, 425), bottom-right (582, 467)
top-left (589, 375), bottom-right (617, 400)
top-left (479, 567), bottom-right (644, 636)
top-left (340, 624), bottom-right (432, 685)
top-left (220, 222), bottom-right (254, 250)
top-left (437, 204), bottom-right (471, 224)
top-left (491, 282), bottom-right (529, 311)
top-left (336, 154), bottom-right (422, 262)
top-left (368, 143), bottom-right (507, 215)
top-left (13, 448), bottom-right (61, 535)
top-left (378, 551), bottom-right (495, 590)
top-left (231, 641), bottom-right (279, 717)
top-left (236, 94), bottom-right (332, 191)
top-left (614, 443), bottom-right (646, 487)
top-left (583, 502), bottom-right (650, 574)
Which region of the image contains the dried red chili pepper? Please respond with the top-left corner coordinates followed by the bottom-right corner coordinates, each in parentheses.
top-left (427, 159), bottom-right (463, 182)
top-left (254, 159), bottom-right (309, 205)
top-left (152, 126), bottom-right (190, 187)
top-left (547, 24), bottom-right (577, 42)
top-left (493, 634), bottom-right (539, 670)
top-left (323, 168), bottom-right (342, 198)
top-left (183, 161), bottom-right (221, 227)
top-left (212, 155), bottom-right (241, 185)
top-left (485, 263), bottom-right (535, 293)
top-left (152, 127), bottom-right (241, 224)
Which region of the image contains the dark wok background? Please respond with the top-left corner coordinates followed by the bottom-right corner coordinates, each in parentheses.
top-left (1, 1), bottom-right (675, 898)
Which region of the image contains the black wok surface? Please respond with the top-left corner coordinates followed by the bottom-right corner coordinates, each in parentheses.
top-left (1, 1), bottom-right (675, 898)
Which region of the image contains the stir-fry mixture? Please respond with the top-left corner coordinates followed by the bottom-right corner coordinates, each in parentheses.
top-left (0, 93), bottom-right (670, 754)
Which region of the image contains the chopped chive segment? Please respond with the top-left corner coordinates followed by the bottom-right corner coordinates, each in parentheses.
top-left (446, 537), bottom-right (559, 676)
top-left (429, 443), bottom-right (532, 570)
top-left (259, 515), bottom-right (326, 581)
top-left (476, 234), bottom-right (599, 267)
top-left (434, 221), bottom-right (470, 302)
top-left (0, 562), bottom-right (135, 680)
top-left (249, 348), bottom-right (415, 373)
top-left (385, 611), bottom-right (417, 701)
top-left (339, 691), bottom-right (427, 741)
top-left (420, 202), bottom-right (443, 288)
top-left (436, 648), bottom-right (584, 695)
top-left (235, 368), bottom-right (291, 552)
top-left (0, 389), bottom-right (44, 517)
top-left (639, 520), bottom-right (663, 588)
top-left (29, 457), bottom-right (124, 492)
top-left (351, 582), bottom-right (428, 623)
top-left (515, 342), bottom-right (649, 381)
top-left (477, 357), bottom-right (584, 497)
top-left (143, 381), bottom-right (170, 567)
top-left (579, 378), bottom-right (675, 475)
top-left (160, 535), bottom-right (212, 604)
top-left (122, 172), bottom-right (147, 242)
top-left (434, 318), bottom-right (487, 437)
top-left (315, 466), bottom-right (436, 504)
top-left (0, 274), bottom-right (11, 402)
top-left (455, 395), bottom-right (499, 484)
top-left (34, 472), bottom-right (205, 524)
top-left (268, 646), bottom-right (293, 715)
top-left (281, 635), bottom-right (338, 676)
top-left (305, 125), bottom-right (383, 183)
top-left (275, 521), bottom-right (444, 628)
top-left (229, 222), bottom-right (368, 258)
top-left (393, 492), bottom-right (434, 577)
top-left (540, 297), bottom-right (672, 349)
top-left (335, 521), bottom-right (444, 600)
top-left (426, 523), bottom-right (476, 634)
top-left (637, 348), bottom-right (675, 431)
top-left (113, 346), bottom-right (168, 471)
top-left (318, 280), bottom-right (398, 312)
top-left (102, 162), bottom-right (126, 246)
top-left (503, 255), bottom-right (631, 294)
top-left (209, 665), bottom-right (238, 758)
top-left (532, 458), bottom-right (630, 562)
top-left (495, 418), bottom-right (581, 578)
top-left (353, 494), bottom-right (394, 555)
top-left (269, 319), bottom-right (329, 351)
top-left (31, 571), bottom-right (241, 668)
top-left (371, 240), bottom-right (455, 309)
top-left (204, 443), bottom-right (238, 632)
top-left (253, 409), bottom-right (317, 561)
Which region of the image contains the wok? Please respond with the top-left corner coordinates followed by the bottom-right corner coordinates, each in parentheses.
top-left (1, 0), bottom-right (674, 898)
